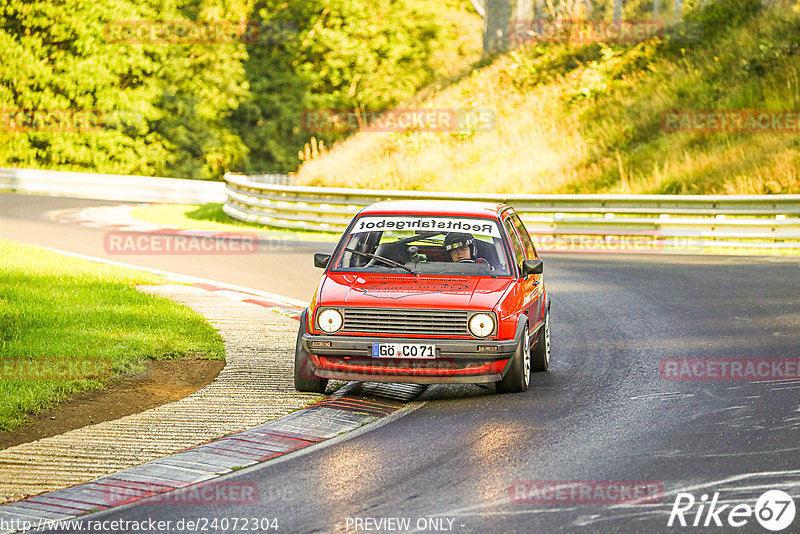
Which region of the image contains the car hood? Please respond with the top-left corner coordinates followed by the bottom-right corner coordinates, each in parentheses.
top-left (319, 273), bottom-right (513, 310)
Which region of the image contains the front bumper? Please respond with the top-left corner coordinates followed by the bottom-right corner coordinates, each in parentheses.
top-left (302, 334), bottom-right (516, 384)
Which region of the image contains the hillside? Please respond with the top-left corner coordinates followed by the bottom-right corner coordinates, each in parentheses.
top-left (295, 0), bottom-right (800, 195)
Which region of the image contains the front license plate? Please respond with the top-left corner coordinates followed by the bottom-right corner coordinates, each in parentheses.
top-left (372, 343), bottom-right (436, 359)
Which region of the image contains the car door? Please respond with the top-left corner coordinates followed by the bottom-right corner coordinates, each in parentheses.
top-left (506, 211), bottom-right (545, 329)
top-left (502, 213), bottom-right (539, 335)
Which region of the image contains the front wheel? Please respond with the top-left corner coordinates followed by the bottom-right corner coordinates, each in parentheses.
top-left (293, 317), bottom-right (328, 393)
top-left (531, 309), bottom-right (550, 372)
top-left (496, 324), bottom-right (530, 394)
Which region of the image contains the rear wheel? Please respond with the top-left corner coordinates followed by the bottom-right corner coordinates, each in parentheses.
top-left (293, 317), bottom-right (328, 393)
top-left (496, 324), bottom-right (530, 394)
top-left (531, 309), bottom-right (550, 372)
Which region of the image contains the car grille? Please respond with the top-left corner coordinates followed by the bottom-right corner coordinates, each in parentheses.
top-left (342, 308), bottom-right (470, 335)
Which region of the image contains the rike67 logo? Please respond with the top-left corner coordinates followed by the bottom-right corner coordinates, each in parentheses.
top-left (668, 490), bottom-right (796, 531)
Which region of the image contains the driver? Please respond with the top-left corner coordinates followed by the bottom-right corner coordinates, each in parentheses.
top-left (443, 232), bottom-right (477, 263)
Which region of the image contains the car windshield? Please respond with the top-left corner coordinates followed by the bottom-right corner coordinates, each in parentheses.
top-left (330, 215), bottom-right (512, 276)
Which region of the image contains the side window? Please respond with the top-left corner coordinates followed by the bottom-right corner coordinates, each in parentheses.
top-left (511, 213), bottom-right (537, 259)
top-left (503, 218), bottom-right (526, 274)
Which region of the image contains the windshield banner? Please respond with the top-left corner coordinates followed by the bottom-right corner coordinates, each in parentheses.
top-left (351, 217), bottom-right (501, 237)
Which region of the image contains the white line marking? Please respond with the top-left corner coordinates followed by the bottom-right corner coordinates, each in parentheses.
top-left (628, 392), bottom-right (696, 400)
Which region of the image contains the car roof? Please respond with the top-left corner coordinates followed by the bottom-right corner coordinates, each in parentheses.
top-left (359, 200), bottom-right (509, 218)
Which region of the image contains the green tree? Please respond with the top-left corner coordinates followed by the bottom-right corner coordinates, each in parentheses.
top-left (0, 0), bottom-right (460, 178)
top-left (231, 0), bottom-right (442, 174)
top-left (0, 0), bottom-right (249, 179)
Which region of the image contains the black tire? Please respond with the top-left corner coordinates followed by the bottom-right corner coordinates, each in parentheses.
top-left (496, 324), bottom-right (530, 394)
top-left (531, 308), bottom-right (550, 372)
top-left (293, 316), bottom-right (328, 393)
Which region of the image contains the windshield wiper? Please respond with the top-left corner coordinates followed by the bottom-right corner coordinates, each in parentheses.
top-left (344, 247), bottom-right (416, 275)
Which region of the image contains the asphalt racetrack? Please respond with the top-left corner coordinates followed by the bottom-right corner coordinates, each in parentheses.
top-left (2, 193), bottom-right (799, 533)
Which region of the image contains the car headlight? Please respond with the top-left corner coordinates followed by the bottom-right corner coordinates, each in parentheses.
top-left (469, 313), bottom-right (494, 337)
top-left (317, 308), bottom-right (343, 333)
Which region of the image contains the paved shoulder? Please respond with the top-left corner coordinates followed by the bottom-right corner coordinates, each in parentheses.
top-left (0, 285), bottom-right (319, 504)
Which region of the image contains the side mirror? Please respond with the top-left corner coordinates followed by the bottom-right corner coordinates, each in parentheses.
top-left (522, 259), bottom-right (543, 276)
top-left (314, 253), bottom-right (331, 269)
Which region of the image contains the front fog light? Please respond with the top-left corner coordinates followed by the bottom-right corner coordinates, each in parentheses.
top-left (469, 313), bottom-right (494, 337)
top-left (317, 309), bottom-right (343, 333)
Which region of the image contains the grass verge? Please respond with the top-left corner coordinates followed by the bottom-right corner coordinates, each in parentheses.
top-left (0, 238), bottom-right (225, 432)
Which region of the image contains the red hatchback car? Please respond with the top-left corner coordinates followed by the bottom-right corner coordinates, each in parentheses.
top-left (294, 200), bottom-right (550, 394)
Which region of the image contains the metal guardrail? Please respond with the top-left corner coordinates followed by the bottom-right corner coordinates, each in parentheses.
top-left (0, 167), bottom-right (226, 204)
top-left (2, 167), bottom-right (796, 253)
top-left (223, 172), bottom-right (800, 253)
top-left (245, 173), bottom-right (294, 186)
